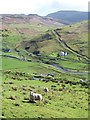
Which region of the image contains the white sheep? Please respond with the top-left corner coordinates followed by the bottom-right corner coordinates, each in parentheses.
top-left (29, 91), bottom-right (42, 102)
top-left (80, 79), bottom-right (84, 83)
top-left (43, 87), bottom-right (49, 93)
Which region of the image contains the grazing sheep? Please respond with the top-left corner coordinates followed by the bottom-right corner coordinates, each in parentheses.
top-left (29, 91), bottom-right (42, 102)
top-left (79, 79), bottom-right (88, 86)
top-left (43, 87), bottom-right (49, 93)
top-left (80, 79), bottom-right (84, 83)
top-left (80, 79), bottom-right (89, 84)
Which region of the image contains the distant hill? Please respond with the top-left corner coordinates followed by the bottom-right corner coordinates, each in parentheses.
top-left (46, 11), bottom-right (88, 24)
top-left (1, 14), bottom-right (64, 26)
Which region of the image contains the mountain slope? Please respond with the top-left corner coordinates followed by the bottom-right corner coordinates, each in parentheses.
top-left (17, 20), bottom-right (88, 59)
top-left (1, 14), bottom-right (89, 62)
top-left (46, 11), bottom-right (88, 24)
top-left (1, 14), bottom-right (65, 51)
top-left (1, 14), bottom-right (64, 26)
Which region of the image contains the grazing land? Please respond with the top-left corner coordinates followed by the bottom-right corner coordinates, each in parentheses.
top-left (0, 14), bottom-right (89, 118)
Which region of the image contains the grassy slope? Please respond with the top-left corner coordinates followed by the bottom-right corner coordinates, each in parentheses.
top-left (2, 57), bottom-right (88, 118)
top-left (1, 14), bottom-right (64, 49)
top-left (1, 17), bottom-right (88, 57)
top-left (2, 78), bottom-right (88, 118)
top-left (60, 21), bottom-right (88, 56)
top-left (1, 16), bottom-right (89, 118)
top-left (19, 20), bottom-right (88, 58)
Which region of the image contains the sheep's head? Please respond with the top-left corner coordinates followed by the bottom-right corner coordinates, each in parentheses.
top-left (30, 91), bottom-right (33, 95)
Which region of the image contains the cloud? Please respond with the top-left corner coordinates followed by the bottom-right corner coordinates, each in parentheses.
top-left (49, 0), bottom-right (89, 12)
top-left (36, 0), bottom-right (89, 15)
top-left (0, 0), bottom-right (89, 15)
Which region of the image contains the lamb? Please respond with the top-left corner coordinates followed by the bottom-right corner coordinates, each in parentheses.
top-left (43, 87), bottom-right (49, 93)
top-left (29, 91), bottom-right (42, 102)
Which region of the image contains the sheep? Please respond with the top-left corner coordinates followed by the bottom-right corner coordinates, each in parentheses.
top-left (79, 79), bottom-right (84, 83)
top-left (43, 87), bottom-right (49, 93)
top-left (79, 79), bottom-right (88, 86)
top-left (29, 91), bottom-right (42, 102)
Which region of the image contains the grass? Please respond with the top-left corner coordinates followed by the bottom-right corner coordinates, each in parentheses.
top-left (2, 20), bottom-right (88, 60)
top-left (2, 57), bottom-right (88, 80)
top-left (2, 57), bottom-right (59, 74)
top-left (1, 57), bottom-right (89, 118)
top-left (56, 21), bottom-right (88, 57)
top-left (1, 17), bottom-right (89, 118)
top-left (2, 74), bottom-right (88, 118)
top-left (58, 60), bottom-right (88, 70)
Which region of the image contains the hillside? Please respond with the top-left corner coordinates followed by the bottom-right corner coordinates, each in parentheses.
top-left (1, 14), bottom-right (89, 118)
top-left (1, 14), bottom-right (64, 48)
top-left (1, 14), bottom-right (89, 62)
top-left (17, 21), bottom-right (88, 60)
top-left (2, 14), bottom-right (64, 26)
top-left (46, 11), bottom-right (88, 24)
top-left (1, 13), bottom-right (89, 63)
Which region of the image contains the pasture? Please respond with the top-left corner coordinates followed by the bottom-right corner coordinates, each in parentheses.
top-left (1, 57), bottom-right (89, 118)
top-left (1, 16), bottom-right (89, 118)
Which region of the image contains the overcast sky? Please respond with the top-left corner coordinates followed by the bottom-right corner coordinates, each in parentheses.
top-left (0, 0), bottom-right (89, 16)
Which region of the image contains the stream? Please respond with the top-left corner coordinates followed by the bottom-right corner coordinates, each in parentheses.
top-left (2, 54), bottom-right (89, 75)
top-left (51, 63), bottom-right (89, 75)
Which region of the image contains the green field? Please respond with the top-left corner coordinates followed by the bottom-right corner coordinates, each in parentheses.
top-left (1, 56), bottom-right (89, 118)
top-left (1, 16), bottom-right (89, 118)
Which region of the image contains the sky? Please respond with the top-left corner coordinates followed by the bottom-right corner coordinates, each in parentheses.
top-left (0, 0), bottom-right (89, 16)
